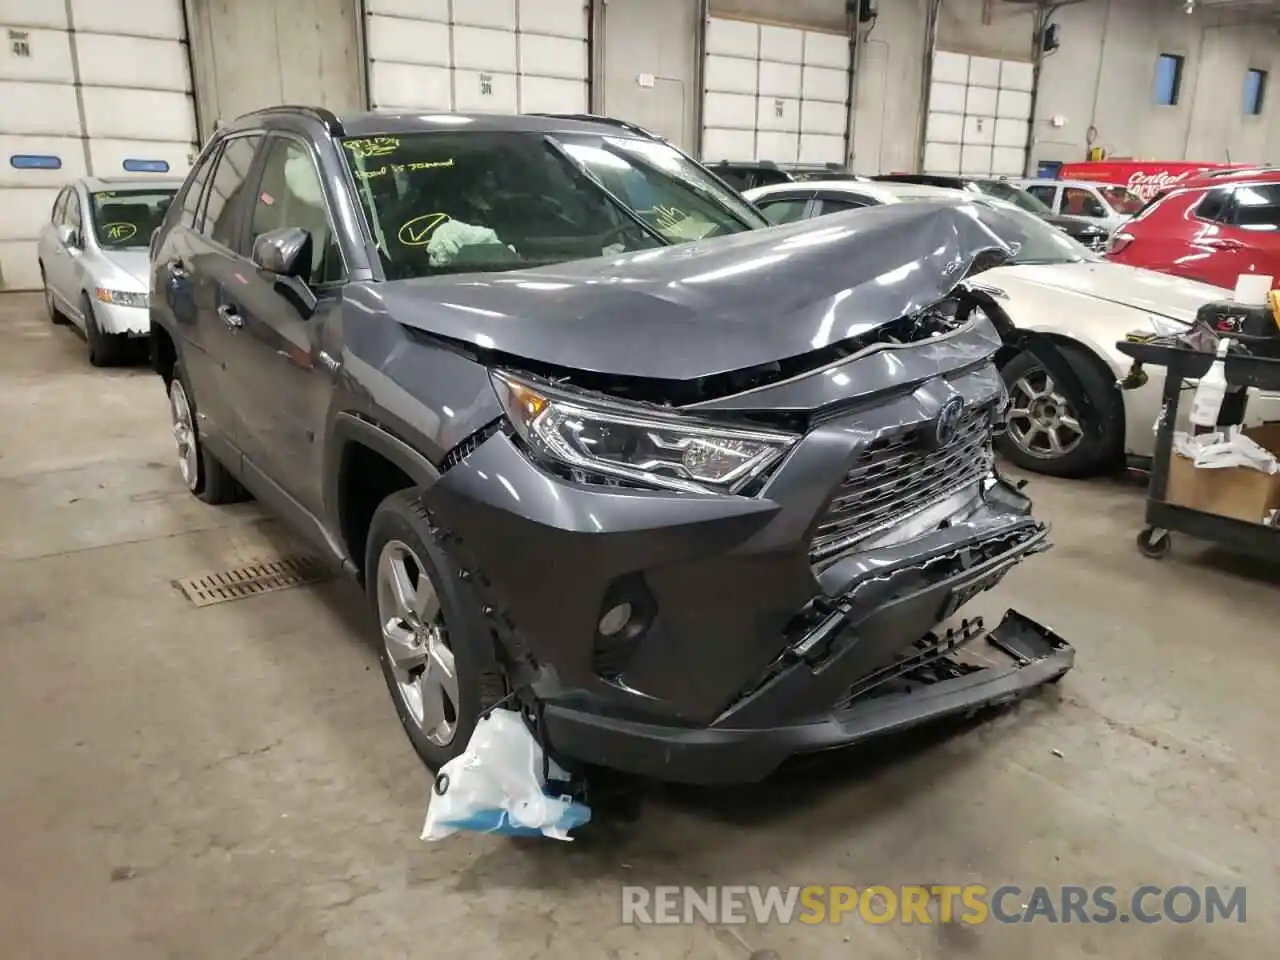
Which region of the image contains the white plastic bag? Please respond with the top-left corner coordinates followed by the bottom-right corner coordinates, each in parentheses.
top-left (1173, 428), bottom-right (1280, 474)
top-left (421, 709), bottom-right (591, 842)
top-left (427, 219), bottom-right (501, 265)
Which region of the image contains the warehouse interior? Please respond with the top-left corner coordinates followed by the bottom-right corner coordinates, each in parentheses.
top-left (2, 0), bottom-right (1280, 957)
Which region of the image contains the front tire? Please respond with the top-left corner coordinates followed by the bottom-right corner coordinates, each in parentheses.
top-left (168, 360), bottom-right (244, 504)
top-left (997, 345), bottom-right (1124, 478)
top-left (365, 490), bottom-right (505, 770)
top-left (81, 292), bottom-right (127, 367)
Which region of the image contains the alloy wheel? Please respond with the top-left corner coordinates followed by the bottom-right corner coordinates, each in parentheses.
top-left (1006, 367), bottom-right (1085, 460)
top-left (375, 540), bottom-right (459, 747)
top-left (168, 378), bottom-right (199, 490)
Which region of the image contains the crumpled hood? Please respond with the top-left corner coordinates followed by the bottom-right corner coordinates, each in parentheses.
top-left (367, 202), bottom-right (1013, 380)
top-left (99, 249), bottom-right (150, 288)
top-left (974, 259), bottom-right (1228, 323)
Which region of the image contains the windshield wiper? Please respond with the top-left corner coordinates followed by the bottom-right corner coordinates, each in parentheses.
top-left (599, 140), bottom-right (760, 231)
top-left (542, 135), bottom-right (671, 247)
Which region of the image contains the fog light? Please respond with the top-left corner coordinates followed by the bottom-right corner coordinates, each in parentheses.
top-left (598, 602), bottom-right (633, 637)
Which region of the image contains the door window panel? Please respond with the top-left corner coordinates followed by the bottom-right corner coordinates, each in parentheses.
top-left (1230, 184), bottom-right (1280, 231)
top-left (250, 137), bottom-right (342, 284)
top-left (179, 145), bottom-right (222, 229)
top-left (52, 188), bottom-right (68, 224)
top-left (1195, 188), bottom-right (1232, 223)
top-left (1024, 184), bottom-right (1057, 207)
top-left (65, 191), bottom-right (82, 232)
top-left (202, 135), bottom-right (263, 246)
top-left (815, 197), bottom-right (869, 216)
top-left (758, 198), bottom-right (810, 224)
top-left (1062, 188), bottom-right (1106, 218)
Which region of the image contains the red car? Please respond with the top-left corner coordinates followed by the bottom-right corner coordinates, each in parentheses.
top-left (1106, 174), bottom-right (1280, 289)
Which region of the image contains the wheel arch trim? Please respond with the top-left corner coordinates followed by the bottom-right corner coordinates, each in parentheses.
top-left (325, 412), bottom-right (442, 565)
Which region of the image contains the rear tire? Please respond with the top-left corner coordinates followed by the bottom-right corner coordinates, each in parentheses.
top-left (997, 344), bottom-right (1124, 478)
top-left (169, 359), bottom-right (245, 505)
top-left (365, 490), bottom-right (505, 770)
top-left (81, 292), bottom-right (128, 367)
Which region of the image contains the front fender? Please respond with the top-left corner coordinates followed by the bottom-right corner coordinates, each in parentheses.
top-left (969, 289), bottom-right (1104, 439)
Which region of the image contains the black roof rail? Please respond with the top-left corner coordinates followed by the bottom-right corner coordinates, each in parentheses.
top-left (527, 112), bottom-right (663, 141)
top-left (241, 105), bottom-right (344, 136)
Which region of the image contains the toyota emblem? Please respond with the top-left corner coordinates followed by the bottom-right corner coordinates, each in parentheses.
top-left (933, 396), bottom-right (965, 448)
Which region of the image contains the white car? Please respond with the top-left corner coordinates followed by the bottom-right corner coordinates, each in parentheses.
top-left (744, 179), bottom-right (1280, 477)
top-left (37, 176), bottom-right (182, 366)
top-left (1014, 178), bottom-right (1146, 234)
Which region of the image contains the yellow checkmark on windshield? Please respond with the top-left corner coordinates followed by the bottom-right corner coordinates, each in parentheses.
top-left (398, 213), bottom-right (450, 247)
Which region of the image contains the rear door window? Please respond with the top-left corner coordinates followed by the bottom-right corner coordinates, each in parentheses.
top-left (1195, 187), bottom-right (1232, 223)
top-left (1023, 183), bottom-right (1058, 209)
top-left (815, 196), bottom-right (872, 216)
top-left (201, 134), bottom-right (264, 247)
top-left (1229, 183), bottom-right (1280, 231)
top-left (757, 196), bottom-right (811, 224)
top-left (178, 144), bottom-right (222, 229)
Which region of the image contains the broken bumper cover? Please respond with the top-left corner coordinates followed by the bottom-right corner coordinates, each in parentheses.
top-left (542, 609), bottom-right (1073, 784)
top-left (423, 353), bottom-right (1076, 785)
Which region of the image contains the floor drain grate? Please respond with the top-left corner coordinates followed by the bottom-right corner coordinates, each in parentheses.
top-left (173, 556), bottom-right (330, 607)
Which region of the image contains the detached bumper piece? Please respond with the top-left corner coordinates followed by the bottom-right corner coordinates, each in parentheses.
top-left (543, 610), bottom-right (1073, 785)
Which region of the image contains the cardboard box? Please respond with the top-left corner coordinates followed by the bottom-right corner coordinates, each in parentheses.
top-left (1166, 423), bottom-right (1280, 525)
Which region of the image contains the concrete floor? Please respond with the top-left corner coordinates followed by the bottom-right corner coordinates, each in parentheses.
top-left (0, 290), bottom-right (1276, 959)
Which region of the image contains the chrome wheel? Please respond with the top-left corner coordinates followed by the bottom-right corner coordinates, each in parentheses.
top-left (168, 378), bottom-right (198, 490)
top-left (376, 540), bottom-right (458, 747)
top-left (1006, 368), bottom-right (1084, 460)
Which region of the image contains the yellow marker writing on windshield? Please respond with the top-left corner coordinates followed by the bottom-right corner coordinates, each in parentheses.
top-left (103, 222), bottom-right (137, 242)
top-left (342, 137), bottom-right (400, 159)
top-left (398, 213), bottom-right (451, 247)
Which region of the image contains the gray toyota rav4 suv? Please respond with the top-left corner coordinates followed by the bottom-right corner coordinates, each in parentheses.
top-left (148, 106), bottom-right (1074, 784)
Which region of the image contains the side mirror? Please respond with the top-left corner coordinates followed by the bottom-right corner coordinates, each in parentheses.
top-left (56, 224), bottom-right (79, 248)
top-left (251, 227), bottom-right (317, 318)
top-left (252, 226), bottom-right (311, 278)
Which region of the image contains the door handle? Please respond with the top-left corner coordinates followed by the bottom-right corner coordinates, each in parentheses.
top-left (217, 304), bottom-right (243, 329)
top-left (1202, 238), bottom-right (1243, 251)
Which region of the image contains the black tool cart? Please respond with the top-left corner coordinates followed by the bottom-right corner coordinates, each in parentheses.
top-left (1115, 339), bottom-right (1280, 560)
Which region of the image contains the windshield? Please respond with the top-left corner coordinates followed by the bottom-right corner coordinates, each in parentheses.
top-left (340, 131), bottom-right (764, 279)
top-left (972, 201), bottom-right (1096, 265)
top-left (974, 180), bottom-right (1053, 216)
top-left (90, 189), bottom-right (177, 248)
top-left (1098, 185), bottom-right (1144, 214)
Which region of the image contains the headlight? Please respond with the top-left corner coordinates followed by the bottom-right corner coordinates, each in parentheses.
top-left (491, 371), bottom-right (798, 494)
top-left (95, 288), bottom-right (148, 308)
top-left (1149, 314), bottom-right (1189, 337)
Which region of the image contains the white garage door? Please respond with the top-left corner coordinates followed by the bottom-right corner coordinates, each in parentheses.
top-left (365, 0), bottom-right (588, 115)
top-left (0, 0), bottom-right (196, 291)
top-left (702, 16), bottom-right (849, 165)
top-left (923, 51), bottom-right (1032, 178)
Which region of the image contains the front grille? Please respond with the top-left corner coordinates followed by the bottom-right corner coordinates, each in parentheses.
top-left (809, 406), bottom-right (995, 565)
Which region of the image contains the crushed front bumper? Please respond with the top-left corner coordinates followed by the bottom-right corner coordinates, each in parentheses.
top-left (423, 351), bottom-right (1075, 784)
top-left (542, 609), bottom-right (1073, 784)
top-left (94, 300), bottom-right (150, 336)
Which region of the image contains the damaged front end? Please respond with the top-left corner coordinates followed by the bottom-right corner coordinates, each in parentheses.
top-left (417, 204), bottom-right (1075, 784)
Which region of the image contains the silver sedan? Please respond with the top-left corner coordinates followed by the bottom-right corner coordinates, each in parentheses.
top-left (37, 176), bottom-right (182, 366)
